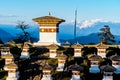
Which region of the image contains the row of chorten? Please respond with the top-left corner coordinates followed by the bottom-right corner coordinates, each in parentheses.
top-left (1, 41), bottom-right (120, 80)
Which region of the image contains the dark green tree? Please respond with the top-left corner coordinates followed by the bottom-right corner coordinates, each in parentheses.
top-left (98, 25), bottom-right (115, 44)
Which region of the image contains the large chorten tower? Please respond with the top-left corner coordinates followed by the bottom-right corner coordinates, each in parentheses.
top-left (33, 13), bottom-right (65, 46)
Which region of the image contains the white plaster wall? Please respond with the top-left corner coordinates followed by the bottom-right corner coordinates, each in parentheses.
top-left (20, 49), bottom-right (29, 58)
top-left (39, 26), bottom-right (58, 43)
top-left (40, 32), bottom-right (57, 42)
top-left (6, 59), bottom-right (13, 65)
top-left (49, 50), bottom-right (57, 58)
top-left (74, 49), bottom-right (81, 57)
top-left (98, 49), bottom-right (106, 58)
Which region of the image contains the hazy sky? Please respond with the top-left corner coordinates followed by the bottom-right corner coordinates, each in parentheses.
top-left (0, 0), bottom-right (120, 24)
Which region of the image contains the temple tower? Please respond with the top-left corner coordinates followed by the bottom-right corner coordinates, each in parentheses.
top-left (47, 43), bottom-right (59, 58)
top-left (56, 53), bottom-right (67, 71)
top-left (100, 64), bottom-right (116, 80)
top-left (20, 42), bottom-right (31, 59)
top-left (2, 54), bottom-right (14, 65)
top-left (41, 63), bottom-right (52, 80)
top-left (0, 45), bottom-right (11, 56)
top-left (33, 13), bottom-right (65, 46)
top-left (71, 43), bottom-right (83, 57)
top-left (69, 63), bottom-right (83, 80)
top-left (110, 54), bottom-right (120, 74)
top-left (96, 42), bottom-right (108, 58)
top-left (88, 54), bottom-right (102, 73)
top-left (4, 62), bottom-right (19, 80)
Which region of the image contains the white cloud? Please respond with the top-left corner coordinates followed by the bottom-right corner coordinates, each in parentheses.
top-left (78, 19), bottom-right (107, 29)
top-left (0, 14), bottom-right (18, 18)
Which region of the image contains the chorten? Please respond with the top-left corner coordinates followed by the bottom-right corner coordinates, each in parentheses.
top-left (20, 42), bottom-right (31, 59)
top-left (100, 64), bottom-right (116, 80)
top-left (2, 54), bottom-right (14, 65)
top-left (56, 53), bottom-right (67, 71)
top-left (4, 62), bottom-right (19, 80)
top-left (41, 63), bottom-right (52, 80)
top-left (88, 54), bottom-right (102, 73)
top-left (96, 42), bottom-right (108, 58)
top-left (47, 43), bottom-right (59, 58)
top-left (110, 54), bottom-right (120, 74)
top-left (33, 13), bottom-right (65, 46)
top-left (69, 63), bottom-right (83, 80)
top-left (71, 42), bottom-right (83, 57)
top-left (0, 44), bottom-right (11, 56)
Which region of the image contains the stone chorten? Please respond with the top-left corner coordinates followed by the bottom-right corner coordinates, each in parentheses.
top-left (100, 64), bottom-right (116, 80)
top-left (69, 63), bottom-right (83, 80)
top-left (33, 13), bottom-right (65, 46)
top-left (88, 54), bottom-right (102, 73)
top-left (56, 53), bottom-right (67, 71)
top-left (4, 62), bottom-right (19, 80)
top-left (47, 43), bottom-right (59, 58)
top-left (96, 42), bottom-right (108, 58)
top-left (41, 63), bottom-right (52, 80)
top-left (2, 54), bottom-right (14, 65)
top-left (110, 54), bottom-right (120, 74)
top-left (0, 44), bottom-right (11, 56)
top-left (20, 42), bottom-right (31, 59)
top-left (71, 42), bottom-right (83, 57)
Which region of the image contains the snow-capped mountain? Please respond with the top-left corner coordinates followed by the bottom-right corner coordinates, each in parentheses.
top-left (0, 19), bottom-right (120, 44)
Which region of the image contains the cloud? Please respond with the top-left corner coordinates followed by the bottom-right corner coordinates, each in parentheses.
top-left (0, 14), bottom-right (18, 18)
top-left (77, 19), bottom-right (108, 29)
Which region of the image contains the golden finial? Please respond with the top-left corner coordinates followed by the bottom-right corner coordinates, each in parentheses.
top-left (48, 12), bottom-right (51, 16)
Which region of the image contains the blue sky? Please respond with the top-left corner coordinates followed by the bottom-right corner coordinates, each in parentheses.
top-left (0, 0), bottom-right (120, 24)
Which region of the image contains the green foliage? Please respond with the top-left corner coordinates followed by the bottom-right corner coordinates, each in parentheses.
top-left (98, 25), bottom-right (115, 44)
top-left (47, 58), bottom-right (58, 67)
top-left (0, 70), bottom-right (7, 80)
top-left (81, 47), bottom-right (97, 57)
top-left (52, 71), bottom-right (71, 80)
top-left (106, 47), bottom-right (120, 57)
top-left (63, 48), bottom-right (74, 57)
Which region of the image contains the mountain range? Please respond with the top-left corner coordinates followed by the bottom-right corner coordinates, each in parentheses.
top-left (0, 19), bottom-right (120, 44)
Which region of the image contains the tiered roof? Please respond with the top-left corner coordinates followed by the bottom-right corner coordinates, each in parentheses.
top-left (96, 42), bottom-right (108, 49)
top-left (88, 54), bottom-right (102, 61)
top-left (33, 13), bottom-right (65, 26)
top-left (69, 64), bottom-right (83, 71)
top-left (71, 43), bottom-right (83, 49)
top-left (2, 54), bottom-right (14, 59)
top-left (4, 63), bottom-right (18, 69)
top-left (100, 64), bottom-right (116, 72)
top-left (57, 53), bottom-right (67, 60)
top-left (47, 43), bottom-right (59, 49)
top-left (110, 54), bottom-right (120, 61)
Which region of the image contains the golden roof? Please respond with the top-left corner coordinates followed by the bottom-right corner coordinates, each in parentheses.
top-left (96, 42), bottom-right (108, 49)
top-left (47, 43), bottom-right (59, 49)
top-left (71, 43), bottom-right (83, 48)
top-left (4, 63), bottom-right (18, 69)
top-left (88, 54), bottom-right (102, 61)
top-left (2, 54), bottom-right (14, 59)
top-left (23, 42), bottom-right (32, 48)
top-left (32, 13), bottom-right (65, 26)
top-left (57, 53), bottom-right (67, 59)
